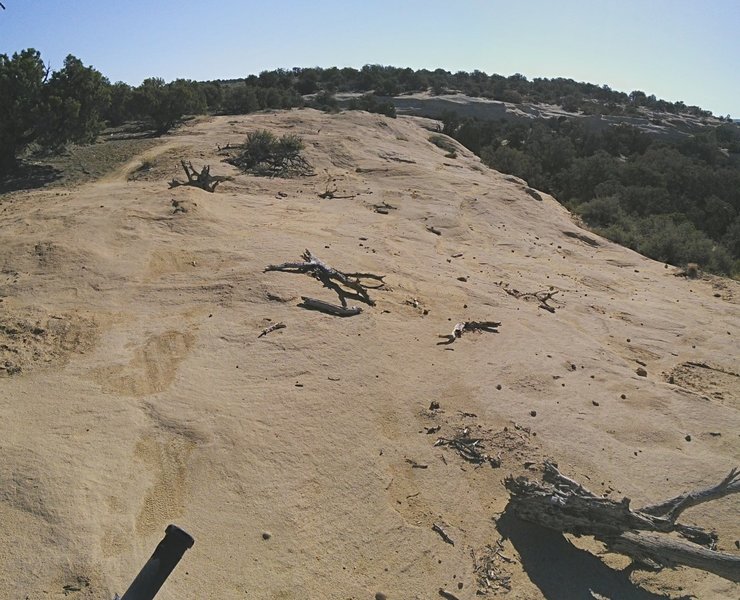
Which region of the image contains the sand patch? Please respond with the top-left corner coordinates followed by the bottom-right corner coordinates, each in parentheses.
top-left (91, 330), bottom-right (194, 396)
top-left (666, 361), bottom-right (740, 404)
top-left (0, 310), bottom-right (97, 377)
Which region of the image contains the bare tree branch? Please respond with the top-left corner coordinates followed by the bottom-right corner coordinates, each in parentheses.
top-left (640, 467), bottom-right (740, 522)
top-left (265, 250), bottom-right (384, 308)
top-left (169, 160), bottom-right (230, 193)
top-left (504, 462), bottom-right (740, 582)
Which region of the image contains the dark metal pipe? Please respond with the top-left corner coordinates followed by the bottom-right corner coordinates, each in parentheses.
top-left (120, 524), bottom-right (194, 600)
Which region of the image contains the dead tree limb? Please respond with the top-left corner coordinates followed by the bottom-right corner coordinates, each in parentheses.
top-left (498, 284), bottom-right (560, 313)
top-left (318, 182), bottom-right (356, 199)
top-left (169, 160), bottom-right (230, 192)
top-left (435, 427), bottom-right (501, 467)
top-left (437, 321), bottom-right (500, 345)
top-left (640, 467), bottom-right (740, 522)
top-left (373, 201), bottom-right (397, 214)
top-left (611, 531), bottom-right (740, 582)
top-left (265, 250), bottom-right (384, 307)
top-left (298, 297), bottom-right (362, 317)
top-left (432, 523), bottom-right (455, 546)
top-left (258, 322), bottom-right (286, 338)
top-left (504, 461), bottom-right (740, 582)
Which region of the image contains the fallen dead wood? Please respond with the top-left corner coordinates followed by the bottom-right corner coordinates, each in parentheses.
top-left (504, 461), bottom-right (740, 582)
top-left (432, 523), bottom-right (455, 546)
top-left (265, 250), bottom-right (385, 307)
top-left (471, 541), bottom-right (513, 593)
top-left (437, 321), bottom-right (500, 345)
top-left (435, 427), bottom-right (501, 467)
top-left (258, 322), bottom-right (286, 338)
top-left (498, 284), bottom-right (560, 313)
top-left (318, 182), bottom-right (356, 199)
top-left (168, 160), bottom-right (230, 192)
top-left (298, 297), bottom-right (362, 317)
top-left (373, 201), bottom-right (397, 214)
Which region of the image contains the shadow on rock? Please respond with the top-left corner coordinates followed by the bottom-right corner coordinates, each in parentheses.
top-left (497, 511), bottom-right (690, 600)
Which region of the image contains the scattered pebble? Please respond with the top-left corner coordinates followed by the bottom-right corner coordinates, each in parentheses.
top-left (685, 434), bottom-right (692, 442)
top-left (262, 531), bottom-right (271, 540)
top-left (620, 394), bottom-right (627, 400)
top-left (636, 367), bottom-right (647, 377)
top-left (592, 400), bottom-right (600, 406)
top-left (375, 593), bottom-right (387, 600)
top-left (496, 384), bottom-right (502, 390)
top-left (530, 410), bottom-right (537, 417)
top-left (429, 401), bottom-right (440, 410)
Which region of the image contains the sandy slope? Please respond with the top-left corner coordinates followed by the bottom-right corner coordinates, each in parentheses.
top-left (0, 109), bottom-right (738, 599)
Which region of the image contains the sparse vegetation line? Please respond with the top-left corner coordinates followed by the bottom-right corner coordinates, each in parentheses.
top-left (2, 48), bottom-right (737, 274)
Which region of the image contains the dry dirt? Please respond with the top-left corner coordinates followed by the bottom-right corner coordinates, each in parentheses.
top-left (0, 109), bottom-right (738, 599)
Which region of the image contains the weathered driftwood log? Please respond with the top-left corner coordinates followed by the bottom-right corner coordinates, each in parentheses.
top-left (504, 461), bottom-right (740, 582)
top-left (169, 160), bottom-right (230, 192)
top-left (298, 297), bottom-right (362, 317)
top-left (437, 320), bottom-right (501, 345)
top-left (265, 250), bottom-right (385, 307)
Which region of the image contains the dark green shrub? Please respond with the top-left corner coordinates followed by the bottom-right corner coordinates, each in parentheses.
top-left (227, 130), bottom-right (312, 177)
top-left (0, 49), bottom-right (46, 170)
top-left (481, 145), bottom-right (544, 189)
top-left (309, 91), bottom-right (339, 113)
top-left (576, 195), bottom-right (623, 227)
top-left (0, 49), bottom-right (109, 171)
top-left (347, 94), bottom-right (396, 118)
top-left (130, 78), bottom-right (205, 133)
top-left (429, 134), bottom-right (457, 155)
top-left (222, 84), bottom-right (260, 114)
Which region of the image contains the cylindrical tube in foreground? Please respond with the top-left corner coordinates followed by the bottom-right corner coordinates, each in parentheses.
top-left (120, 524), bottom-right (194, 600)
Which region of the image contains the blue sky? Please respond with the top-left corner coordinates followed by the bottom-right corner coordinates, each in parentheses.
top-left (1, 0), bottom-right (738, 116)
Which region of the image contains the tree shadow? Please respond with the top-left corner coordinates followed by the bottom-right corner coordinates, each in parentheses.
top-left (104, 120), bottom-right (161, 140)
top-left (0, 162), bottom-right (61, 193)
top-left (497, 512), bottom-right (692, 600)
